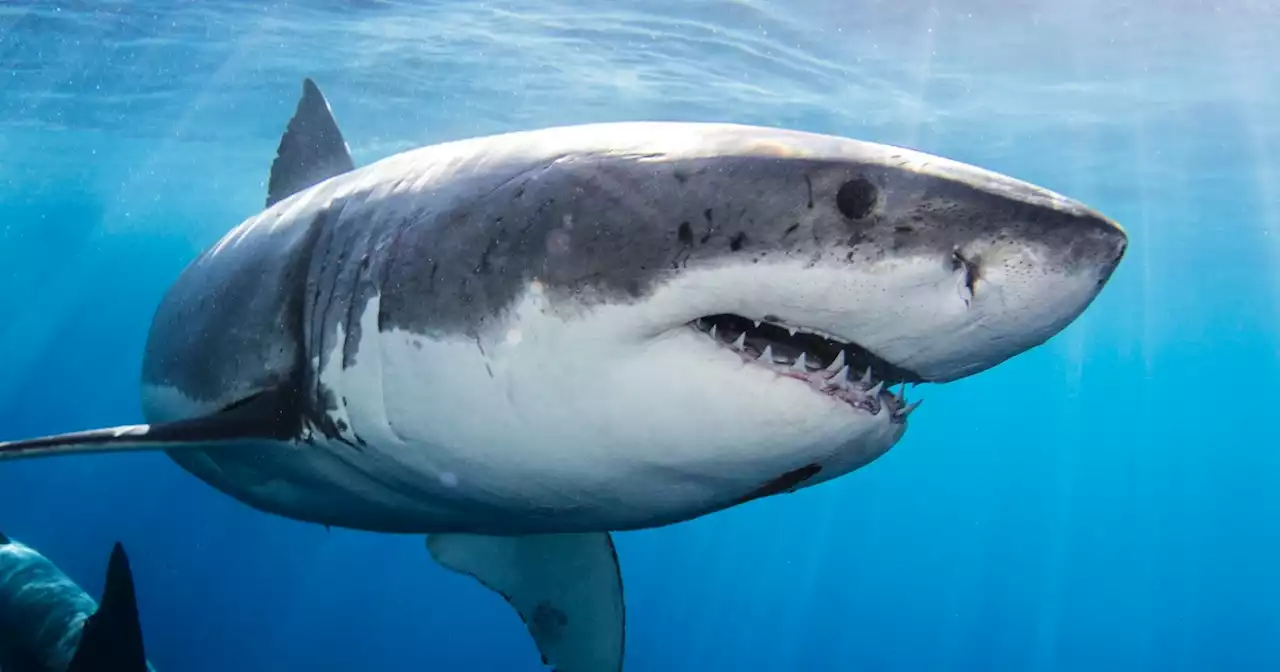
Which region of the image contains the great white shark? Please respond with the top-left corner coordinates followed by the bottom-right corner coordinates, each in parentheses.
top-left (0, 533), bottom-right (152, 672)
top-left (0, 79), bottom-right (1126, 671)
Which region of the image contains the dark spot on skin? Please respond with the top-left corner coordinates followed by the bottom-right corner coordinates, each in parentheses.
top-left (729, 232), bottom-right (747, 251)
top-left (678, 221), bottom-right (693, 245)
top-left (895, 225), bottom-right (914, 234)
top-left (513, 186), bottom-right (525, 199)
top-left (836, 177), bottom-right (878, 220)
top-left (673, 170), bottom-right (688, 184)
top-left (306, 386), bottom-right (361, 451)
top-left (426, 261), bottom-right (438, 294)
top-left (782, 223), bottom-right (800, 240)
top-left (699, 209), bottom-right (714, 244)
top-left (803, 174), bottom-right (814, 208)
top-left (485, 363), bottom-right (494, 378)
top-left (412, 341), bottom-right (423, 351)
top-left (477, 236), bottom-right (499, 273)
top-left (737, 463), bottom-right (823, 503)
top-left (762, 314), bottom-right (781, 322)
top-left (530, 601), bottom-right (569, 642)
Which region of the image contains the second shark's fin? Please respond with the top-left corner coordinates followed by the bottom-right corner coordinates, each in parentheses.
top-left (266, 77), bottom-right (355, 208)
top-left (427, 532), bottom-right (625, 672)
top-left (0, 388), bottom-right (297, 462)
top-left (65, 543), bottom-right (148, 672)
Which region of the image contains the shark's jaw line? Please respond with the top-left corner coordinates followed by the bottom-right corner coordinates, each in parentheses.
top-left (687, 314), bottom-right (920, 422)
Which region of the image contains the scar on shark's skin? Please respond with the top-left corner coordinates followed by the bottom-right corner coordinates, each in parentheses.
top-left (737, 463), bottom-right (823, 504)
top-left (0, 78), bottom-right (1126, 672)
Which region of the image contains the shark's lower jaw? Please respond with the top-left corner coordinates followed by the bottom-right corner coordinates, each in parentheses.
top-left (689, 314), bottom-right (923, 424)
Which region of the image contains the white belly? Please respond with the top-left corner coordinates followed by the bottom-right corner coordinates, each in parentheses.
top-left (302, 291), bottom-right (902, 533)
top-left (146, 281), bottom-right (903, 535)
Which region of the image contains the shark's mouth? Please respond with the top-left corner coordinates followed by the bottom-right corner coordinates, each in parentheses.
top-left (690, 314), bottom-right (922, 423)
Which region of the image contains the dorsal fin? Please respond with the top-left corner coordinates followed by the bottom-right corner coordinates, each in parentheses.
top-left (65, 543), bottom-right (148, 672)
top-left (266, 78), bottom-right (355, 208)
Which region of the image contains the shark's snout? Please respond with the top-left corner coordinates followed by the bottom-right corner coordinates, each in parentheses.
top-left (847, 161), bottom-right (1130, 383)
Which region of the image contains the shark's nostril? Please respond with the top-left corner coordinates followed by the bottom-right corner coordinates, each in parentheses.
top-left (951, 250), bottom-right (979, 298)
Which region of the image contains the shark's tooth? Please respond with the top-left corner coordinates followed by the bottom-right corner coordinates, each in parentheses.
top-left (709, 324), bottom-right (718, 340)
top-left (866, 381), bottom-right (884, 397)
top-left (824, 351), bottom-right (845, 373)
top-left (896, 400), bottom-right (922, 418)
top-left (759, 345), bottom-right (773, 363)
top-left (861, 367), bottom-right (873, 386)
top-left (791, 353), bottom-right (808, 372)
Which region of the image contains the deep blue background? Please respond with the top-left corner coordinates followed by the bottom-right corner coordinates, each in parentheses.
top-left (1, 1), bottom-right (1277, 670)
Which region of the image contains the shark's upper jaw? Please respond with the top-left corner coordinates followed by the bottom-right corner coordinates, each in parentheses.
top-left (688, 313), bottom-right (921, 423)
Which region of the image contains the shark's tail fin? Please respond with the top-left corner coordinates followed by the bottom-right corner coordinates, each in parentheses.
top-left (65, 543), bottom-right (149, 672)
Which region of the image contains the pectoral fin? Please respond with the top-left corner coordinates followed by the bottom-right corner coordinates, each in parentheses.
top-left (0, 389), bottom-right (296, 462)
top-left (427, 532), bottom-right (625, 672)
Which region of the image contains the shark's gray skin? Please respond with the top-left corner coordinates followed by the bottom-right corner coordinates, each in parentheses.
top-left (0, 79), bottom-right (1127, 671)
top-left (0, 533), bottom-right (152, 672)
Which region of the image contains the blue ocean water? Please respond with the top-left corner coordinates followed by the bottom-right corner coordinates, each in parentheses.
top-left (0, 1), bottom-right (1277, 670)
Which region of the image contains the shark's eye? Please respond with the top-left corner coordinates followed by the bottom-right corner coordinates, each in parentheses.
top-left (836, 177), bottom-right (877, 220)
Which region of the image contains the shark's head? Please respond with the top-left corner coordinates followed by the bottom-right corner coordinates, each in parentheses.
top-left (353, 122), bottom-right (1127, 522)
top-left (627, 131), bottom-right (1128, 385)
